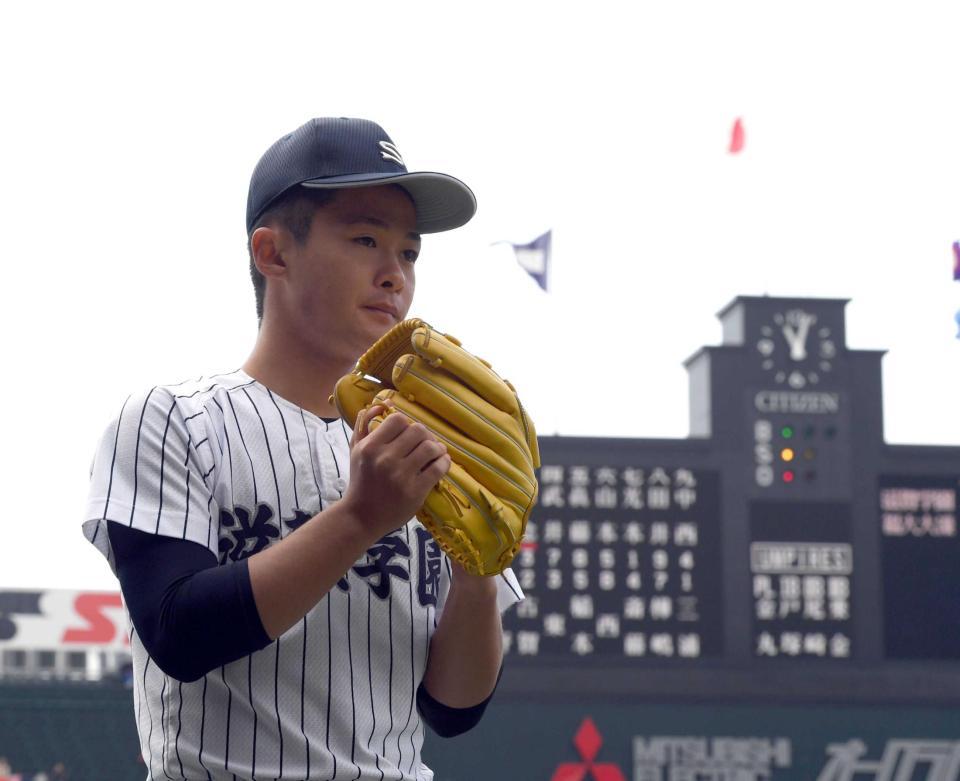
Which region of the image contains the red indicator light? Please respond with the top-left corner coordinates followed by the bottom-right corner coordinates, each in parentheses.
top-left (782, 470), bottom-right (796, 483)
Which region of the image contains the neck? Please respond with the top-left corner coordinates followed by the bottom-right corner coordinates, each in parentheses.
top-left (242, 317), bottom-right (356, 419)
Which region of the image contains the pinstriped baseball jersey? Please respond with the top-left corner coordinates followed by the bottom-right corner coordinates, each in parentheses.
top-left (83, 370), bottom-right (523, 781)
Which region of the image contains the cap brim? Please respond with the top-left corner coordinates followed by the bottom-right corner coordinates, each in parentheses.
top-left (300, 171), bottom-right (476, 234)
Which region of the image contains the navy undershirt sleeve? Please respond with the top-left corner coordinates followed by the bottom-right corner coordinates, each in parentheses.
top-left (416, 666), bottom-right (503, 738)
top-left (107, 521), bottom-right (271, 682)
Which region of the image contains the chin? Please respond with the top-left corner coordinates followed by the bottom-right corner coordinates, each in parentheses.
top-left (356, 324), bottom-right (391, 352)
top-left (370, 316), bottom-right (401, 336)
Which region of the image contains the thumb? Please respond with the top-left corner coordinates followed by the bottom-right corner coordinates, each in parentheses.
top-left (352, 403), bottom-right (388, 444)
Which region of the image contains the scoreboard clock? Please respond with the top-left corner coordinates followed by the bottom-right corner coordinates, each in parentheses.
top-left (755, 307), bottom-right (838, 388)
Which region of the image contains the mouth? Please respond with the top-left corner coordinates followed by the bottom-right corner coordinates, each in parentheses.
top-left (362, 305), bottom-right (400, 322)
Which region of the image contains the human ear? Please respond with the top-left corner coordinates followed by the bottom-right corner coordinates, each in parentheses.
top-left (251, 226), bottom-right (288, 279)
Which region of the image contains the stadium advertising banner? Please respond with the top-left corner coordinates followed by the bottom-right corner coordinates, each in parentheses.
top-left (425, 701), bottom-right (960, 781)
top-left (0, 589), bottom-right (127, 650)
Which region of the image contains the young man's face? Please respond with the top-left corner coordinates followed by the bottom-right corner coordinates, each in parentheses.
top-left (277, 184), bottom-right (421, 365)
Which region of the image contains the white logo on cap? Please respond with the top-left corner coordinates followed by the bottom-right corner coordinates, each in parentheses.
top-left (379, 141), bottom-right (405, 166)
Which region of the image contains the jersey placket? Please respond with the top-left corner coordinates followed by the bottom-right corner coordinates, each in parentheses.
top-left (317, 424), bottom-right (348, 505)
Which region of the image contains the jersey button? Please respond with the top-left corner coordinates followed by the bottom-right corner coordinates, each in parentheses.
top-left (334, 477), bottom-right (347, 493)
top-left (324, 431), bottom-right (338, 444)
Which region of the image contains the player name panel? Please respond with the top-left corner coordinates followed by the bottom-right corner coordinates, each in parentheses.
top-left (502, 463), bottom-right (722, 663)
top-left (880, 475), bottom-right (960, 660)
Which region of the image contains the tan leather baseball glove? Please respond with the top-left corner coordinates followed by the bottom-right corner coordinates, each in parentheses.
top-left (332, 319), bottom-right (540, 576)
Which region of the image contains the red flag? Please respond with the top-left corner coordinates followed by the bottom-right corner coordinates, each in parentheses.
top-left (729, 117), bottom-right (745, 154)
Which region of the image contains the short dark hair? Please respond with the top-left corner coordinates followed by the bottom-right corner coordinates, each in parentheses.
top-left (247, 187), bottom-right (338, 322)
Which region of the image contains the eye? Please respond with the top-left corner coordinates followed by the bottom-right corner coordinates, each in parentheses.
top-left (402, 249), bottom-right (419, 263)
top-left (354, 236), bottom-right (376, 247)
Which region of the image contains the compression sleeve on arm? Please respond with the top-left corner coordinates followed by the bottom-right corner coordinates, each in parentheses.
top-left (415, 666), bottom-right (503, 738)
top-left (108, 521), bottom-right (271, 681)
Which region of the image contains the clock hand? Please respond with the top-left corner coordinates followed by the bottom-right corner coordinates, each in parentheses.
top-left (782, 315), bottom-right (813, 361)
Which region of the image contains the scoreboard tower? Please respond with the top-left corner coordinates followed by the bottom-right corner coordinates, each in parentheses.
top-left (500, 295), bottom-right (960, 703)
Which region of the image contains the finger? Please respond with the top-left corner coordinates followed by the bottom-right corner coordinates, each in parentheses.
top-left (365, 407), bottom-right (412, 443)
top-left (364, 404), bottom-right (388, 435)
top-left (418, 452), bottom-right (452, 486)
top-left (388, 419), bottom-right (437, 458)
top-left (383, 391), bottom-right (535, 503)
top-left (410, 438), bottom-right (448, 473)
top-left (351, 408), bottom-right (365, 446)
top-left (352, 403), bottom-right (383, 443)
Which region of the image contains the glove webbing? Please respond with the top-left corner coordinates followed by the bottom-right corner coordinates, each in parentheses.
top-left (356, 318), bottom-right (428, 382)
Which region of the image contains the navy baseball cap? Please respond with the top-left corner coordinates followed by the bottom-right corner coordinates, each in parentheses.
top-left (246, 117), bottom-right (477, 235)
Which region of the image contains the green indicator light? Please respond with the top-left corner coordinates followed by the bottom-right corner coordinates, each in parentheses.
top-left (781, 426), bottom-right (794, 439)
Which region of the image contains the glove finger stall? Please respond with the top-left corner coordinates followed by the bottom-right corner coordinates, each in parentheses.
top-left (392, 354), bottom-right (534, 474)
top-left (410, 326), bottom-right (541, 469)
top-left (410, 326), bottom-right (520, 416)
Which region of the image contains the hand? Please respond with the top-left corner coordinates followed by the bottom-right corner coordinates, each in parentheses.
top-left (341, 404), bottom-right (452, 541)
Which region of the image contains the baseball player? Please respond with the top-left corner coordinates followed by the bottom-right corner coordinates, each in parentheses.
top-left (82, 117), bottom-right (522, 780)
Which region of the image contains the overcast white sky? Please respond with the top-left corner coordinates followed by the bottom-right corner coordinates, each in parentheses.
top-left (3, 1), bottom-right (959, 590)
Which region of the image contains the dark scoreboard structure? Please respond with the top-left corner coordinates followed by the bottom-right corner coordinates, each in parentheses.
top-left (498, 295), bottom-right (960, 704)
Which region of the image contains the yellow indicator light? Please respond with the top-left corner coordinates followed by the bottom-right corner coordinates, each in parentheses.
top-left (781, 448), bottom-right (795, 462)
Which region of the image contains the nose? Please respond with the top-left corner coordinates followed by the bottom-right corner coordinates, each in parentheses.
top-left (376, 250), bottom-right (406, 291)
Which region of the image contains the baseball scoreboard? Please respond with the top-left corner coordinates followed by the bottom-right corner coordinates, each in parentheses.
top-left (499, 295), bottom-right (960, 703)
